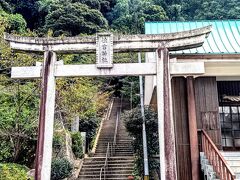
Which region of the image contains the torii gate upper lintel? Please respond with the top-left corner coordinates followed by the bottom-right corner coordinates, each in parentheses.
top-left (4, 25), bottom-right (211, 53)
top-left (4, 25), bottom-right (212, 180)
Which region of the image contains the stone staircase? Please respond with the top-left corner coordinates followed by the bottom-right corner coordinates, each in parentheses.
top-left (78, 98), bottom-right (134, 180)
top-left (200, 151), bottom-right (240, 180)
top-left (114, 112), bottom-right (134, 157)
top-left (221, 151), bottom-right (240, 179)
top-left (200, 152), bottom-right (220, 180)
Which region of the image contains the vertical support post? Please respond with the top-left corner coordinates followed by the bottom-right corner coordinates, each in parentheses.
top-left (138, 52), bottom-right (149, 180)
top-left (71, 116), bottom-right (79, 132)
top-left (35, 51), bottom-right (56, 180)
top-left (187, 76), bottom-right (200, 180)
top-left (81, 132), bottom-right (87, 155)
top-left (156, 48), bottom-right (177, 180)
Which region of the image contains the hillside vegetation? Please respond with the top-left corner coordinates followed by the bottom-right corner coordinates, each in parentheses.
top-left (0, 0), bottom-right (239, 177)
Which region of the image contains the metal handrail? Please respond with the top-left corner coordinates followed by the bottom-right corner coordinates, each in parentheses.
top-left (113, 95), bottom-right (123, 155)
top-left (113, 112), bottom-right (119, 155)
top-left (200, 129), bottom-right (236, 180)
top-left (100, 142), bottom-right (111, 180)
top-left (100, 96), bottom-right (123, 179)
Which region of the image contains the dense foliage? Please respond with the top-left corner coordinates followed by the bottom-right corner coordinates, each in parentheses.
top-left (79, 116), bottom-right (100, 151)
top-left (0, 81), bottom-right (39, 165)
top-left (44, 2), bottom-right (108, 36)
top-left (0, 163), bottom-right (30, 180)
top-left (51, 158), bottom-right (73, 180)
top-left (1, 0), bottom-right (239, 35)
top-left (122, 107), bottom-right (159, 178)
top-left (71, 132), bottom-right (84, 158)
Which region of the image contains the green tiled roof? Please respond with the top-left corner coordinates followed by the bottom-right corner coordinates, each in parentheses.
top-left (145, 20), bottom-right (240, 55)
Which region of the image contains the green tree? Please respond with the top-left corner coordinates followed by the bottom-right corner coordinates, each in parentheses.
top-left (155, 0), bottom-right (240, 21)
top-left (0, 0), bottom-right (12, 12)
top-left (7, 0), bottom-right (39, 30)
top-left (0, 82), bottom-right (39, 165)
top-left (73, 0), bottom-right (101, 10)
top-left (0, 10), bottom-right (27, 33)
top-left (56, 78), bottom-right (98, 121)
top-left (35, 0), bottom-right (54, 31)
top-left (109, 0), bottom-right (167, 33)
top-left (44, 2), bottom-right (108, 36)
top-left (0, 15), bottom-right (40, 166)
top-left (194, 0), bottom-right (240, 20)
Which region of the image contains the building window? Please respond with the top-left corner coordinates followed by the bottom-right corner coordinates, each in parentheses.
top-left (219, 106), bottom-right (240, 148)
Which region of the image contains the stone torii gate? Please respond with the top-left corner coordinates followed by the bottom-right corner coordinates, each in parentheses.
top-left (4, 26), bottom-right (211, 180)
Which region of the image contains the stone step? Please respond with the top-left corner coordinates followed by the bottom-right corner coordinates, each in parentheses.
top-left (236, 173), bottom-right (240, 179)
top-left (83, 159), bottom-right (134, 164)
top-left (83, 160), bottom-right (134, 164)
top-left (78, 174), bottom-right (132, 178)
top-left (200, 152), bottom-right (220, 179)
top-left (79, 98), bottom-right (134, 179)
top-left (97, 145), bottom-right (133, 148)
top-left (84, 156), bottom-right (134, 160)
top-left (114, 153), bottom-right (134, 156)
top-left (115, 148), bottom-right (133, 151)
top-left (96, 147), bottom-right (133, 150)
top-left (114, 154), bottom-right (134, 156)
top-left (221, 152), bottom-right (240, 157)
top-left (225, 160), bottom-right (240, 166)
top-left (230, 166), bottom-right (240, 173)
top-left (82, 163), bottom-right (134, 169)
top-left (78, 177), bottom-right (130, 180)
top-left (224, 156), bottom-right (240, 161)
top-left (221, 151), bottom-right (240, 179)
top-left (78, 176), bottom-right (132, 180)
top-left (96, 149), bottom-right (133, 153)
top-left (80, 169), bottom-right (133, 175)
top-left (81, 166), bottom-right (133, 171)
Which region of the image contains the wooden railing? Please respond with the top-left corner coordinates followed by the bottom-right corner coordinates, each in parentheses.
top-left (100, 142), bottom-right (112, 180)
top-left (200, 129), bottom-right (236, 180)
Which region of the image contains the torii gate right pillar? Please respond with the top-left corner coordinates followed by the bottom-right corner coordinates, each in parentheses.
top-left (156, 47), bottom-right (177, 180)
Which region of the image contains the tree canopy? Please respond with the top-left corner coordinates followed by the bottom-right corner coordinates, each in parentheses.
top-left (44, 2), bottom-right (108, 36)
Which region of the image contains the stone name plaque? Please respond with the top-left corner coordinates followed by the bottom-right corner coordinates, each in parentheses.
top-left (96, 33), bottom-right (113, 68)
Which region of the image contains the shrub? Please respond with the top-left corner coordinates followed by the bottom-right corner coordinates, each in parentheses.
top-left (51, 158), bottom-right (73, 180)
top-left (71, 132), bottom-right (83, 158)
top-left (79, 117), bottom-right (100, 150)
top-left (0, 163), bottom-right (29, 180)
top-left (122, 106), bottom-right (159, 179)
top-left (0, 139), bottom-right (13, 162)
top-left (52, 131), bottom-right (65, 157)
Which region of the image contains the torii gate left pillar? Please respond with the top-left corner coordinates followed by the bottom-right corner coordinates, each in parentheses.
top-left (4, 26), bottom-right (211, 180)
top-left (35, 51), bottom-right (56, 180)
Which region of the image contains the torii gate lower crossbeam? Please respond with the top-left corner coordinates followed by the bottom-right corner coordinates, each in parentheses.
top-left (5, 28), bottom-right (211, 180)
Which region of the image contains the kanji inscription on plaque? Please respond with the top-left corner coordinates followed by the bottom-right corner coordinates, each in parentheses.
top-left (96, 33), bottom-right (113, 68)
